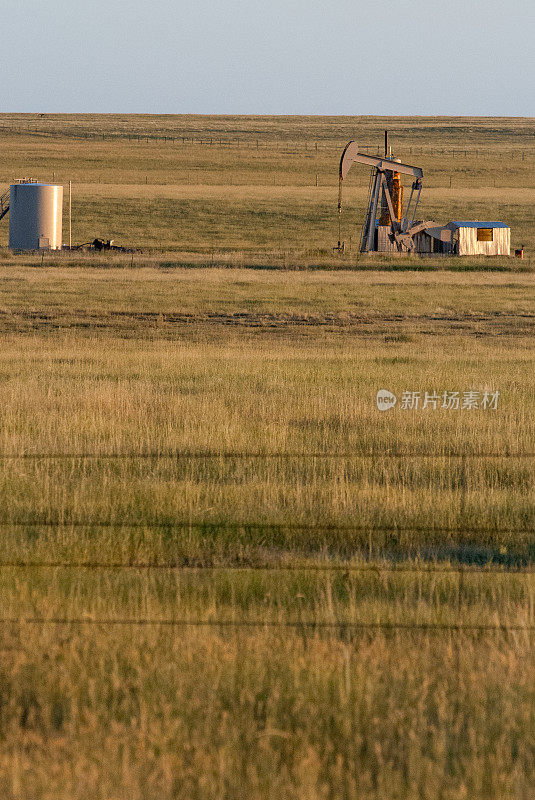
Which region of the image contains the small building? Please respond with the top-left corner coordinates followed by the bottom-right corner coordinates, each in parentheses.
top-left (414, 221), bottom-right (510, 256)
top-left (413, 225), bottom-right (453, 255)
top-left (446, 221), bottom-right (510, 256)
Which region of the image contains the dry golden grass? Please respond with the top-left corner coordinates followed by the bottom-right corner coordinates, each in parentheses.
top-left (2, 627), bottom-right (533, 800)
top-left (0, 118), bottom-right (533, 798)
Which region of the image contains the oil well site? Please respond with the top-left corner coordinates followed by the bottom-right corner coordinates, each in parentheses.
top-left (0, 114), bottom-right (533, 265)
top-left (0, 115), bottom-right (533, 800)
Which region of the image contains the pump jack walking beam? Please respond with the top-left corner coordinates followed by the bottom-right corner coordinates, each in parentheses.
top-left (339, 142), bottom-right (423, 184)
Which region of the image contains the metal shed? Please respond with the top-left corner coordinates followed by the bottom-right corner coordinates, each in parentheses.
top-left (446, 221), bottom-right (510, 256)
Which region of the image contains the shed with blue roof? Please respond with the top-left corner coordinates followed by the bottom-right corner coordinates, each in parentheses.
top-left (445, 221), bottom-right (510, 256)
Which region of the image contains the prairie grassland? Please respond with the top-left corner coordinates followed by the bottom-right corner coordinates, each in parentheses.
top-left (2, 627), bottom-right (533, 800)
top-left (0, 127), bottom-right (533, 797)
top-left (0, 114), bottom-right (534, 258)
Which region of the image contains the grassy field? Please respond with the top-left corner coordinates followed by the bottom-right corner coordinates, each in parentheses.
top-left (0, 262), bottom-right (533, 799)
top-left (0, 114), bottom-right (534, 262)
top-left (0, 116), bottom-right (533, 798)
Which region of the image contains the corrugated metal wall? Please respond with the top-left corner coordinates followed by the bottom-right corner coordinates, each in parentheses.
top-left (458, 227), bottom-right (510, 256)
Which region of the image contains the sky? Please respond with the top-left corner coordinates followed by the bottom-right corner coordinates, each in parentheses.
top-left (0, 0), bottom-right (533, 115)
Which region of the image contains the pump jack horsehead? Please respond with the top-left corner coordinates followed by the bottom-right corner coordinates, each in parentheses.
top-left (337, 135), bottom-right (439, 253)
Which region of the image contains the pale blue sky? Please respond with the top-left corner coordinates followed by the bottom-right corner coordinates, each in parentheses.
top-left (1, 0), bottom-right (533, 114)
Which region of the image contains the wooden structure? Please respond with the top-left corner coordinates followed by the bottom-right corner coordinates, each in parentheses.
top-left (414, 222), bottom-right (510, 255)
top-left (445, 221), bottom-right (510, 256)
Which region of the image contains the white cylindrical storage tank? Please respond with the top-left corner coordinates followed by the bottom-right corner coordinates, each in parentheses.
top-left (9, 183), bottom-right (63, 250)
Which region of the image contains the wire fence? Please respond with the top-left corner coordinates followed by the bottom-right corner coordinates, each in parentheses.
top-left (1, 125), bottom-right (534, 160)
top-left (0, 617), bottom-right (533, 632)
top-left (0, 450), bottom-right (533, 459)
top-left (0, 451), bottom-right (531, 632)
top-left (0, 519), bottom-right (532, 536)
top-left (0, 560), bottom-right (533, 573)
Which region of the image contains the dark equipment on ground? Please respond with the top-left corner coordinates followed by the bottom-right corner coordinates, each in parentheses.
top-left (71, 238), bottom-right (137, 253)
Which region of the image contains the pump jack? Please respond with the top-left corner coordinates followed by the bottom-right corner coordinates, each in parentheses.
top-left (337, 133), bottom-right (438, 253)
